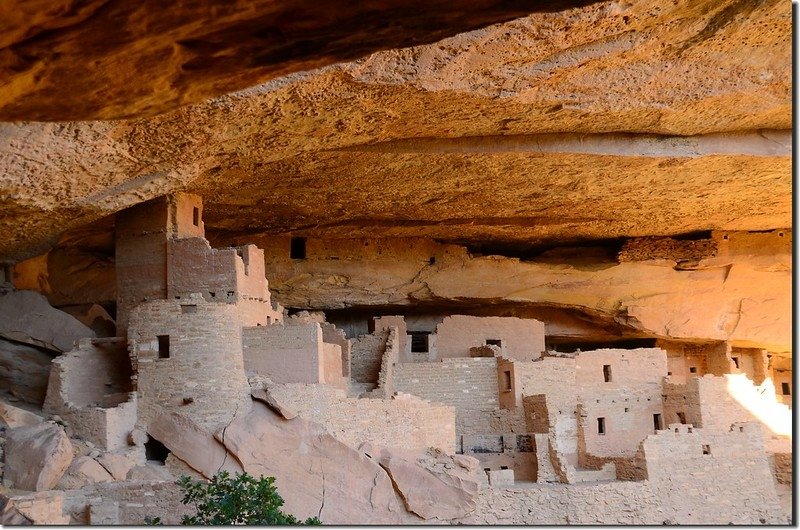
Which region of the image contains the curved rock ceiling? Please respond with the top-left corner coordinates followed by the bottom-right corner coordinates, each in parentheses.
top-left (0, 0), bottom-right (791, 262)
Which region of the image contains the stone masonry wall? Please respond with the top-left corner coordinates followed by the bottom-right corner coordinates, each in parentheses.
top-left (464, 423), bottom-right (785, 525)
top-left (373, 315), bottom-right (409, 361)
top-left (44, 338), bottom-right (137, 450)
top-left (393, 357), bottom-right (499, 434)
top-left (366, 327), bottom-right (400, 398)
top-left (128, 296), bottom-right (250, 431)
top-left (643, 423), bottom-right (783, 524)
top-left (115, 193), bottom-right (205, 336)
top-left (434, 315), bottom-right (545, 361)
top-left (350, 329), bottom-right (389, 385)
top-left (267, 383), bottom-right (456, 453)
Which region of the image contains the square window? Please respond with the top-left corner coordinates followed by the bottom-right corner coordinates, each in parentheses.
top-left (689, 366), bottom-right (697, 374)
top-left (702, 444), bottom-right (711, 455)
top-left (410, 332), bottom-right (430, 353)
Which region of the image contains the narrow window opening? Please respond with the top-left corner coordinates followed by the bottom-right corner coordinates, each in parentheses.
top-left (702, 444), bottom-right (711, 455)
top-left (603, 364), bottom-right (612, 382)
top-left (676, 412), bottom-right (687, 424)
top-left (597, 417), bottom-right (606, 435)
top-left (624, 407), bottom-right (629, 413)
top-left (732, 357), bottom-right (739, 368)
top-left (503, 370), bottom-right (512, 391)
top-left (486, 339), bottom-right (502, 348)
top-left (781, 382), bottom-right (790, 396)
top-left (410, 332), bottom-right (430, 353)
top-left (500, 466), bottom-right (509, 470)
top-left (722, 234), bottom-right (729, 240)
top-left (192, 207), bottom-right (200, 227)
top-left (145, 436), bottom-right (171, 463)
top-left (290, 237), bottom-right (307, 259)
top-left (689, 366), bottom-right (697, 374)
top-left (157, 335), bottom-right (170, 359)
top-left (653, 413), bottom-right (663, 431)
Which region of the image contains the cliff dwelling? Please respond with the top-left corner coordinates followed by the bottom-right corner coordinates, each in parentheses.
top-left (0, 0), bottom-right (792, 526)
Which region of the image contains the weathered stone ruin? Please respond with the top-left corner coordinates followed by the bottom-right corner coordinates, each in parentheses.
top-left (0, 0), bottom-right (792, 525)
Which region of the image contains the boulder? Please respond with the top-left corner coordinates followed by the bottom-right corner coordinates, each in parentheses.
top-left (368, 445), bottom-right (480, 520)
top-left (148, 411), bottom-right (243, 478)
top-left (0, 289), bottom-right (93, 352)
top-left (95, 452), bottom-right (138, 481)
top-left (251, 388), bottom-right (297, 420)
top-left (56, 457), bottom-right (113, 489)
top-left (216, 400), bottom-right (413, 524)
top-left (4, 423), bottom-right (73, 491)
top-left (0, 401), bottom-right (43, 428)
top-left (0, 339), bottom-right (52, 405)
top-left (0, 494), bottom-right (32, 525)
top-left (126, 463), bottom-right (173, 482)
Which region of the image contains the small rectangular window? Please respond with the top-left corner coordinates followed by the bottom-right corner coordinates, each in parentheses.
top-left (653, 413), bottom-right (663, 431)
top-left (689, 366), bottom-right (697, 374)
top-left (486, 339), bottom-right (502, 348)
top-left (702, 444), bottom-right (711, 455)
top-left (290, 237), bottom-right (307, 259)
top-left (731, 357), bottom-right (739, 368)
top-left (781, 382), bottom-right (790, 396)
top-left (597, 417), bottom-right (606, 435)
top-left (603, 364), bottom-right (612, 382)
top-left (503, 370), bottom-right (512, 391)
top-left (410, 332), bottom-right (430, 353)
top-left (192, 207), bottom-right (200, 226)
top-left (157, 335), bottom-right (170, 359)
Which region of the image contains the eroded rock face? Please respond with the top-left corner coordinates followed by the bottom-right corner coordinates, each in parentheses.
top-left (0, 0), bottom-right (790, 263)
top-left (0, 0), bottom-right (576, 121)
top-left (254, 235), bottom-right (792, 353)
top-left (4, 422), bottom-right (73, 491)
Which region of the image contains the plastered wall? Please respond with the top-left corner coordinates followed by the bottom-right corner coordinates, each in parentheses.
top-left (575, 348), bottom-right (667, 458)
top-left (243, 323), bottom-right (331, 385)
top-left (434, 315), bottom-right (544, 361)
top-left (128, 296), bottom-right (251, 431)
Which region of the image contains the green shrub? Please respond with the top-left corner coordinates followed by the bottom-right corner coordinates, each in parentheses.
top-left (145, 471), bottom-right (322, 525)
